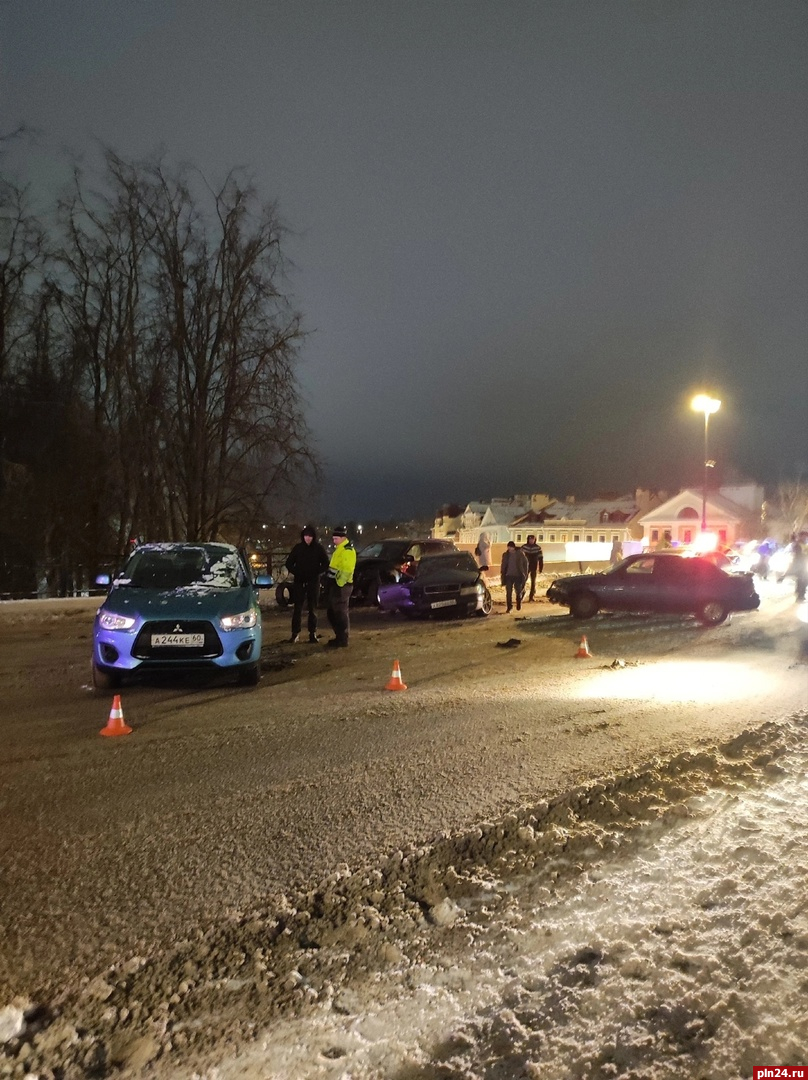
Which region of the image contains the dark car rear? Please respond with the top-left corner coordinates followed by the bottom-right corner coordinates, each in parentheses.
top-left (546, 552), bottom-right (759, 626)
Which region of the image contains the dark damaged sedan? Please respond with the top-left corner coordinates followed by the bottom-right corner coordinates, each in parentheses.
top-left (378, 550), bottom-right (493, 619)
top-left (546, 552), bottom-right (760, 626)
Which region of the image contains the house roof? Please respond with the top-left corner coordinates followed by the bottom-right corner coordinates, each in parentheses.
top-left (510, 509), bottom-right (557, 527)
top-left (530, 495), bottom-right (640, 528)
top-left (639, 488), bottom-right (747, 525)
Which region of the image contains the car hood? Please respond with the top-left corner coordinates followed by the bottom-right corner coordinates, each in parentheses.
top-left (414, 567), bottom-right (481, 586)
top-left (99, 584), bottom-right (257, 621)
top-left (548, 573), bottom-right (604, 590)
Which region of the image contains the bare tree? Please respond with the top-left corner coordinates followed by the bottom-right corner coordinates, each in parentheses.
top-left (138, 157), bottom-right (314, 540)
top-left (55, 150), bottom-right (316, 546)
top-left (1, 148), bottom-right (317, 593)
top-left (772, 480), bottom-right (808, 536)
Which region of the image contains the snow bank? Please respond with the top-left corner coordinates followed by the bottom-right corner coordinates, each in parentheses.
top-left (2, 715), bottom-right (806, 1078)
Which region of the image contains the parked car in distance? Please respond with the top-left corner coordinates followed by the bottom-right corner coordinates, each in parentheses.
top-left (352, 537), bottom-right (457, 605)
top-left (378, 549), bottom-right (493, 619)
top-left (93, 542), bottom-right (271, 689)
top-left (545, 552), bottom-right (760, 626)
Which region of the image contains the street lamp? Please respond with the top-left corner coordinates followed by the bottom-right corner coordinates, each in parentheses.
top-left (691, 394), bottom-right (721, 532)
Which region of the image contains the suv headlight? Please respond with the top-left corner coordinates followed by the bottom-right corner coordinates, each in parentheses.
top-left (220, 610), bottom-right (258, 631)
top-left (99, 611), bottom-right (137, 631)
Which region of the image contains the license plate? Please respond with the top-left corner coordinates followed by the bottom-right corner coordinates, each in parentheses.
top-left (430, 599), bottom-right (457, 609)
top-left (151, 633), bottom-right (205, 647)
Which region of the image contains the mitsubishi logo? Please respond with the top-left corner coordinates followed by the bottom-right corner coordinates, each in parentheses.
top-left (173, 624), bottom-right (184, 633)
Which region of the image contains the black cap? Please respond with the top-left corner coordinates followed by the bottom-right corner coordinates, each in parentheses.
top-left (302, 525), bottom-right (316, 537)
top-left (332, 525), bottom-right (348, 537)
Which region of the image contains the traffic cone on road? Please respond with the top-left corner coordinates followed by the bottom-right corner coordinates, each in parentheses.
top-left (99, 694), bottom-right (132, 736)
top-left (575, 635), bottom-right (592, 659)
top-left (385, 660), bottom-right (407, 691)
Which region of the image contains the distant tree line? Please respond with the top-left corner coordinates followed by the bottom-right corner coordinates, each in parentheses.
top-left (0, 149), bottom-right (316, 596)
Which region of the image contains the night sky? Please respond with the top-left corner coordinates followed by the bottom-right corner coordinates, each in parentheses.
top-left (3, 1), bottom-right (807, 520)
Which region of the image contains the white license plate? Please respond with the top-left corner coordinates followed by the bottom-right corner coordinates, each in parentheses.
top-left (151, 633), bottom-right (205, 647)
top-left (430, 599), bottom-right (457, 609)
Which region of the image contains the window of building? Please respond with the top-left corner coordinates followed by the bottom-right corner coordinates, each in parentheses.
top-left (683, 529), bottom-right (693, 544)
top-left (586, 534), bottom-right (593, 542)
top-left (549, 534), bottom-right (556, 542)
top-left (573, 534), bottom-right (580, 542)
top-left (516, 533), bottom-right (522, 543)
top-left (651, 529), bottom-right (659, 542)
top-left (612, 534), bottom-right (619, 542)
top-left (538, 533), bottom-right (544, 541)
top-left (719, 528), bottom-right (727, 544)
top-left (599, 534), bottom-right (606, 543)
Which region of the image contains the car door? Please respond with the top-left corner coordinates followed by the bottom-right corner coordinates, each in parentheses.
top-left (648, 555), bottom-right (691, 613)
top-left (601, 556), bottom-right (657, 611)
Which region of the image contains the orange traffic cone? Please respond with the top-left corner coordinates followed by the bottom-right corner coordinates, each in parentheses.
top-left (100, 694), bottom-right (133, 736)
top-left (575, 635), bottom-right (592, 659)
top-left (385, 660), bottom-right (408, 691)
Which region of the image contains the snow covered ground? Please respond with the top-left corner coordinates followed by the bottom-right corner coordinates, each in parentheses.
top-left (196, 716), bottom-right (808, 1080)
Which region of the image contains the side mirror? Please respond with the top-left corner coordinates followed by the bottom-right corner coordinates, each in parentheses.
top-left (254, 574), bottom-right (274, 587)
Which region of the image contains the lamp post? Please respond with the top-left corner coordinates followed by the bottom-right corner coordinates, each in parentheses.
top-left (691, 394), bottom-right (721, 532)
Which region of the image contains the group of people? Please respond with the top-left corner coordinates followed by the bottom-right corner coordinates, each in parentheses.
top-left (499, 534), bottom-right (545, 613)
top-left (283, 525), bottom-right (356, 648)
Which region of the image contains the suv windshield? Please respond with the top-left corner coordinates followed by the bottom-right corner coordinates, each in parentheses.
top-left (119, 545), bottom-right (246, 590)
top-left (357, 541), bottom-right (409, 560)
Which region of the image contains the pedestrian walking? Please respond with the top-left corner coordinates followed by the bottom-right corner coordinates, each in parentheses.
top-left (521, 534), bottom-right (544, 601)
top-left (325, 526), bottom-right (356, 647)
top-left (501, 540), bottom-right (529, 612)
top-left (609, 538), bottom-right (624, 565)
top-left (285, 525), bottom-right (329, 643)
top-left (475, 531), bottom-right (492, 569)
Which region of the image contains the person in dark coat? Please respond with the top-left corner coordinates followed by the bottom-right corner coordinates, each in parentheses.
top-left (521, 534), bottom-right (544, 601)
top-left (501, 540), bottom-right (529, 613)
top-left (285, 525), bottom-right (329, 642)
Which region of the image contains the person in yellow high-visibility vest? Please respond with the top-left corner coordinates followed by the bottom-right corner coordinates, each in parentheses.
top-left (325, 526), bottom-right (356, 647)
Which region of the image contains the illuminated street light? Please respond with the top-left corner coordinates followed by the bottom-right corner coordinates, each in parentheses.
top-left (691, 394), bottom-right (721, 532)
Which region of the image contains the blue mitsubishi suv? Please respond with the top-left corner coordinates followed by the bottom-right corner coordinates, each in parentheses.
top-left (93, 542), bottom-right (267, 689)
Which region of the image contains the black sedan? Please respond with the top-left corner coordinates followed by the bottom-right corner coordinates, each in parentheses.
top-left (545, 552), bottom-right (760, 626)
top-left (352, 537), bottom-right (457, 605)
top-left (378, 550), bottom-right (493, 618)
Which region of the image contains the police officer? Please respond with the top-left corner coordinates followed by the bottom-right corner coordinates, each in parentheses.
top-left (325, 526), bottom-right (356, 647)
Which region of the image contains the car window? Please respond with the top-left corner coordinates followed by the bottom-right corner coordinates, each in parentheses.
top-left (407, 544), bottom-right (423, 561)
top-left (653, 556), bottom-right (689, 579)
top-left (123, 546), bottom-right (244, 589)
top-left (624, 557), bottom-right (656, 576)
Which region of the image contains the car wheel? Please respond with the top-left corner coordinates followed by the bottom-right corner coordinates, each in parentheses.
top-left (477, 588), bottom-right (493, 616)
top-left (237, 662), bottom-right (261, 686)
top-left (92, 661), bottom-right (121, 691)
top-left (569, 592), bottom-right (599, 620)
top-left (696, 599), bottom-right (729, 627)
top-left (360, 572), bottom-right (381, 607)
top-left (275, 582), bottom-right (292, 608)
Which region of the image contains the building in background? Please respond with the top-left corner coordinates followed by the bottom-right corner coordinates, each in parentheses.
top-left (638, 484), bottom-right (766, 549)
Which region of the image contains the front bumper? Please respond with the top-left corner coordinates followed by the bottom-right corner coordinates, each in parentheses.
top-left (94, 620), bottom-right (261, 673)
